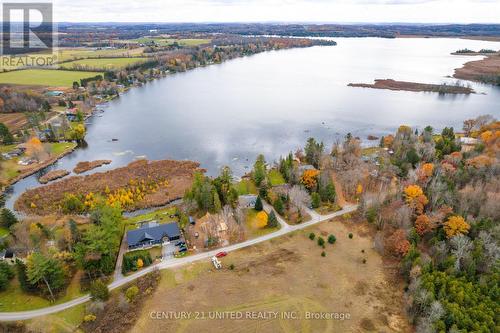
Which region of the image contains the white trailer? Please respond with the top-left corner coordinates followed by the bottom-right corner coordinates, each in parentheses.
top-left (211, 256), bottom-right (222, 269)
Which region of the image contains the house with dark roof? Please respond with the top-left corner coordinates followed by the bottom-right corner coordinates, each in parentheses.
top-left (126, 222), bottom-right (181, 250)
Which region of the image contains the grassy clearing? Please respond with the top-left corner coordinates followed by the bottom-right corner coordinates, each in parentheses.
top-left (27, 303), bottom-right (85, 332)
top-left (268, 169), bottom-right (286, 186)
top-left (0, 69), bottom-right (103, 87)
top-left (362, 146), bottom-right (383, 156)
top-left (60, 57), bottom-right (149, 70)
top-left (0, 270), bottom-right (84, 312)
top-left (131, 220), bottom-right (410, 333)
top-left (234, 179), bottom-right (258, 195)
top-left (245, 209), bottom-right (280, 238)
top-left (126, 206), bottom-right (178, 226)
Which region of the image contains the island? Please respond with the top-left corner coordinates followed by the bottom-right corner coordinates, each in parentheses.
top-left (348, 79), bottom-right (474, 94)
top-left (454, 53), bottom-right (500, 85)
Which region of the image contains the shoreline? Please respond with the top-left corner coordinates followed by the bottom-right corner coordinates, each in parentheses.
top-left (453, 53), bottom-right (500, 83)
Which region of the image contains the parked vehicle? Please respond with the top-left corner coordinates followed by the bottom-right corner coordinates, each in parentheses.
top-left (215, 251), bottom-right (227, 258)
top-left (211, 256), bottom-right (222, 269)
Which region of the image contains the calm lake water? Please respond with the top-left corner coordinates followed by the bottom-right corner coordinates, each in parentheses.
top-left (5, 37), bottom-right (500, 210)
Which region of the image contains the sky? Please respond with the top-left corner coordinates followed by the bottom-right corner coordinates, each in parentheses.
top-left (49, 0), bottom-right (500, 23)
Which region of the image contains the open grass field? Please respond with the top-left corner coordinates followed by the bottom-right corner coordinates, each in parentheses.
top-left (126, 206), bottom-right (178, 227)
top-left (131, 219), bottom-right (409, 333)
top-left (0, 69), bottom-right (102, 87)
top-left (60, 57), bottom-right (149, 70)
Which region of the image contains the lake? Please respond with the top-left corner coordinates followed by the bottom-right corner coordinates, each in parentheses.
top-left (5, 37), bottom-right (500, 210)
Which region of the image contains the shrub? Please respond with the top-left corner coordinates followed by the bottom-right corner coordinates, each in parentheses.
top-left (83, 314), bottom-right (97, 322)
top-left (348, 233), bottom-right (353, 239)
top-left (229, 264), bottom-right (235, 270)
top-left (90, 279), bottom-right (109, 301)
top-left (62, 194), bottom-right (84, 214)
top-left (309, 232), bottom-right (315, 240)
top-left (321, 251), bottom-right (326, 257)
top-left (254, 196), bottom-right (263, 211)
top-left (362, 259), bottom-right (367, 264)
top-left (317, 237), bottom-right (325, 247)
top-left (125, 285), bottom-right (139, 302)
top-left (328, 235), bottom-right (336, 244)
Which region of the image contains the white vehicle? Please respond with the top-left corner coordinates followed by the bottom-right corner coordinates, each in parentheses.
top-left (211, 256), bottom-right (222, 270)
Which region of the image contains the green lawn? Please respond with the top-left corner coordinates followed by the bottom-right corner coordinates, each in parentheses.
top-left (234, 179), bottom-right (258, 195)
top-left (60, 57), bottom-right (149, 70)
top-left (0, 69), bottom-right (103, 87)
top-left (50, 142), bottom-right (77, 155)
top-left (245, 209), bottom-right (280, 238)
top-left (126, 206), bottom-right (178, 226)
top-left (268, 169), bottom-right (286, 186)
top-left (361, 146), bottom-right (383, 156)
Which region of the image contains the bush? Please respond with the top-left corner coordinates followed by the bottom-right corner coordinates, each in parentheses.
top-left (328, 235), bottom-right (336, 244)
top-left (321, 251), bottom-right (326, 257)
top-left (90, 279), bottom-right (109, 301)
top-left (348, 233), bottom-right (353, 239)
top-left (362, 259), bottom-right (367, 264)
top-left (254, 196), bottom-right (263, 211)
top-left (83, 314), bottom-right (97, 322)
top-left (229, 264), bottom-right (235, 270)
top-left (125, 285), bottom-right (139, 302)
top-left (317, 237), bottom-right (325, 247)
top-left (309, 232), bottom-right (315, 240)
top-left (62, 194), bottom-right (84, 214)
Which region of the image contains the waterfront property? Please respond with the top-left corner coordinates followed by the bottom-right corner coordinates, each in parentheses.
top-left (126, 221), bottom-right (181, 250)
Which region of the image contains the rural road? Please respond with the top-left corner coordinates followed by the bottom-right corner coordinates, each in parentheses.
top-left (0, 204), bottom-right (357, 321)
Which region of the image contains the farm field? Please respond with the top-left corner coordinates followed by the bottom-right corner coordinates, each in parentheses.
top-left (131, 219), bottom-right (409, 333)
top-left (0, 69), bottom-right (102, 87)
top-left (0, 112), bottom-right (29, 132)
top-left (60, 57), bottom-right (149, 70)
top-left (0, 48), bottom-right (145, 71)
top-left (116, 38), bottom-right (211, 47)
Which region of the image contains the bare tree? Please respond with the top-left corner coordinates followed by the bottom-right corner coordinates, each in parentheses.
top-left (450, 235), bottom-right (473, 272)
top-left (288, 185), bottom-right (311, 213)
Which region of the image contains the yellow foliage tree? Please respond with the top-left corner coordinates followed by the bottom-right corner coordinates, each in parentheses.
top-left (137, 258), bottom-right (144, 268)
top-left (300, 169), bottom-right (320, 191)
top-left (255, 211), bottom-right (268, 229)
top-left (356, 184), bottom-right (363, 195)
top-left (444, 216), bottom-right (470, 238)
top-left (404, 185), bottom-right (428, 214)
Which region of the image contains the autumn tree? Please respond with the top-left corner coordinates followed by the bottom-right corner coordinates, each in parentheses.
top-left (300, 169), bottom-right (320, 191)
top-left (25, 137), bottom-right (45, 161)
top-left (404, 185), bottom-right (428, 215)
top-left (387, 229), bottom-right (410, 257)
top-left (415, 214), bottom-right (433, 236)
top-left (255, 211), bottom-right (268, 228)
top-left (444, 215), bottom-right (470, 238)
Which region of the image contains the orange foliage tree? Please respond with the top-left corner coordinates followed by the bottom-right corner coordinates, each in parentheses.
top-left (387, 229), bottom-right (410, 257)
top-left (25, 137), bottom-right (45, 161)
top-left (300, 169), bottom-right (320, 191)
top-left (444, 216), bottom-right (470, 238)
top-left (404, 185), bottom-right (428, 215)
top-left (415, 214), bottom-right (433, 236)
top-left (421, 163), bottom-right (434, 177)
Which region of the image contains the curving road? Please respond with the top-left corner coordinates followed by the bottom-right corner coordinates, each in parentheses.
top-left (0, 204), bottom-right (357, 321)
